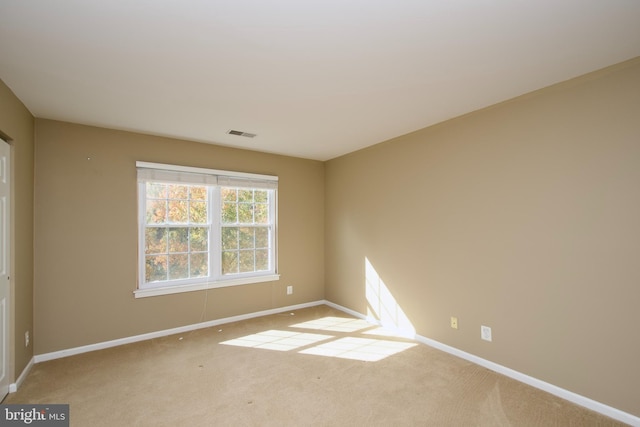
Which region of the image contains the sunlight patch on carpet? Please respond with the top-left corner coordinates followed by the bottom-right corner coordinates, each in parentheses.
top-left (362, 327), bottom-right (414, 339)
top-left (220, 330), bottom-right (333, 351)
top-left (290, 316), bottom-right (373, 333)
top-left (299, 337), bottom-right (417, 362)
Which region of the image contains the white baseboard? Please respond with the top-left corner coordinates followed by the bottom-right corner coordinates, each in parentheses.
top-left (34, 300), bottom-right (325, 363)
top-left (9, 356), bottom-right (35, 393)
top-left (325, 301), bottom-right (640, 427)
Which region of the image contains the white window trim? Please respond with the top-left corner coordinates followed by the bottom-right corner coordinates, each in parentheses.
top-left (135, 161), bottom-right (279, 298)
top-left (134, 274), bottom-right (281, 298)
top-left (136, 161), bottom-right (278, 184)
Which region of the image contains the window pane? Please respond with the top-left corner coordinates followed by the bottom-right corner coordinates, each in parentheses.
top-left (222, 187), bottom-right (237, 202)
top-left (217, 187), bottom-right (275, 278)
top-left (145, 227), bottom-right (167, 254)
top-left (238, 189), bottom-right (253, 203)
top-left (221, 227), bottom-right (238, 250)
top-left (146, 255), bottom-right (167, 282)
top-left (190, 201), bottom-right (207, 223)
top-left (168, 254), bottom-right (189, 280)
top-left (146, 182), bottom-right (167, 199)
top-left (255, 227), bottom-right (269, 248)
top-left (146, 199), bottom-right (167, 224)
top-left (168, 200), bottom-right (188, 223)
top-left (239, 251), bottom-right (255, 273)
top-left (222, 203), bottom-right (237, 223)
top-left (238, 203), bottom-right (253, 223)
top-left (168, 184), bottom-right (188, 199)
top-left (254, 203), bottom-right (268, 224)
top-left (239, 227), bottom-right (254, 249)
top-left (190, 253), bottom-right (208, 277)
top-left (222, 251), bottom-right (238, 275)
top-left (141, 178), bottom-right (275, 286)
top-left (168, 228), bottom-right (188, 253)
top-left (190, 186), bottom-right (207, 201)
top-left (255, 249), bottom-right (269, 271)
top-left (190, 227), bottom-right (208, 252)
top-left (254, 190), bottom-right (267, 203)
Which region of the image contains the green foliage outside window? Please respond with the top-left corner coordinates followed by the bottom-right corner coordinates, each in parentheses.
top-left (144, 183), bottom-right (209, 283)
top-left (220, 188), bottom-right (271, 275)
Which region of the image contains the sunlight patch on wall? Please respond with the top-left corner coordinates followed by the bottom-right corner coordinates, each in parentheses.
top-left (365, 257), bottom-right (416, 337)
top-left (220, 330), bottom-right (332, 351)
top-left (299, 337), bottom-right (417, 362)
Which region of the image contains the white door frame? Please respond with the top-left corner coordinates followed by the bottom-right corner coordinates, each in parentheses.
top-left (0, 137), bottom-right (11, 400)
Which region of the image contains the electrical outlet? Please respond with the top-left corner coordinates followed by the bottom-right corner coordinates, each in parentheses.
top-left (450, 317), bottom-right (458, 329)
top-left (25, 331), bottom-right (30, 347)
top-left (286, 285), bottom-right (293, 295)
top-left (481, 325), bottom-right (492, 342)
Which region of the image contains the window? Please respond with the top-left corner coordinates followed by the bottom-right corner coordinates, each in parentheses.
top-left (136, 162), bottom-right (278, 298)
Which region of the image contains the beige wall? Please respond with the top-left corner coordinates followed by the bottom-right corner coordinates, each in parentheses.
top-left (0, 79), bottom-right (35, 381)
top-left (325, 57), bottom-right (640, 416)
top-left (34, 120), bottom-right (324, 354)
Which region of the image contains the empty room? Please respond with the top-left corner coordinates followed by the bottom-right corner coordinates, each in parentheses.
top-left (1, 1), bottom-right (639, 426)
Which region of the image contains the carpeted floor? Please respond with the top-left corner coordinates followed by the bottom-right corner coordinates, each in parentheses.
top-left (5, 305), bottom-right (627, 426)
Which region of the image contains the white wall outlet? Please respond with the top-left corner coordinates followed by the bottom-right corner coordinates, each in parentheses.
top-left (481, 325), bottom-right (492, 342)
top-left (25, 331), bottom-right (30, 347)
top-left (286, 285), bottom-right (293, 295)
top-left (450, 317), bottom-right (458, 329)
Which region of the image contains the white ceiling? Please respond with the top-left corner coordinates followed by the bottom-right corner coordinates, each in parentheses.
top-left (1, 1), bottom-right (639, 161)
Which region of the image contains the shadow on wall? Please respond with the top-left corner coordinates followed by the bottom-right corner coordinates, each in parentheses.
top-left (365, 257), bottom-right (415, 338)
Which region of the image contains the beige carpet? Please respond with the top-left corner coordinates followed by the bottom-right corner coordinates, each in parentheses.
top-left (5, 305), bottom-right (626, 426)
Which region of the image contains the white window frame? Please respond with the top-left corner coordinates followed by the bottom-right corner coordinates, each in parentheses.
top-left (135, 161), bottom-right (279, 298)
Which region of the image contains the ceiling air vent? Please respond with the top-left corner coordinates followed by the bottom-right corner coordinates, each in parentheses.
top-left (227, 129), bottom-right (257, 138)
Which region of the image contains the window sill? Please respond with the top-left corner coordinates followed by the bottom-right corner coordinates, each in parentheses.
top-left (134, 274), bottom-right (280, 298)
